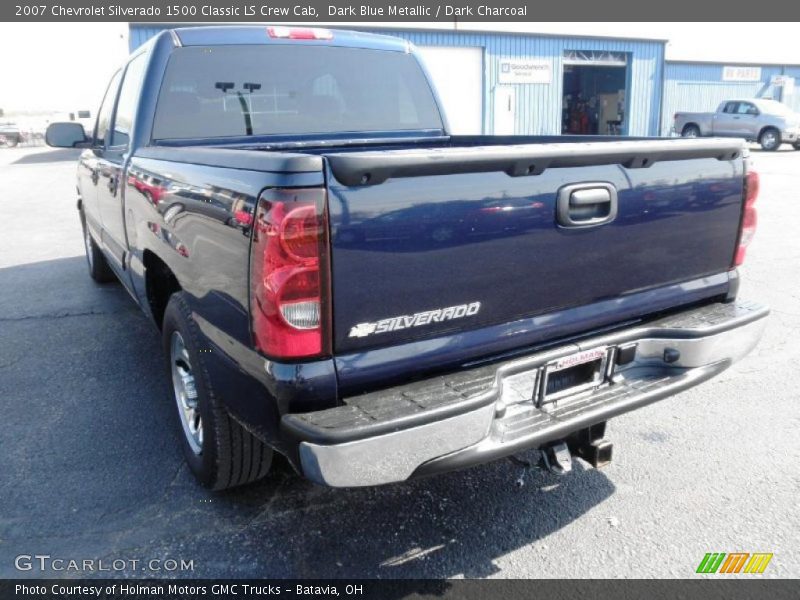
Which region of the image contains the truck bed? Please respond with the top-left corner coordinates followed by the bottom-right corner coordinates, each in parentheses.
top-left (140, 135), bottom-right (746, 394)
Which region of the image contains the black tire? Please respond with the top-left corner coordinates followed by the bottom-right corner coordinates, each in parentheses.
top-left (80, 212), bottom-right (116, 283)
top-left (793, 143), bottom-right (800, 151)
top-left (681, 124), bottom-right (701, 138)
top-left (759, 128), bottom-right (781, 151)
top-left (162, 292), bottom-right (273, 490)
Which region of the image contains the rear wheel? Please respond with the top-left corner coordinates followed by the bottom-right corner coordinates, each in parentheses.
top-left (681, 124), bottom-right (701, 138)
top-left (162, 292), bottom-right (273, 490)
top-left (793, 142), bottom-right (800, 151)
top-left (759, 128), bottom-right (781, 151)
top-left (80, 213), bottom-right (115, 283)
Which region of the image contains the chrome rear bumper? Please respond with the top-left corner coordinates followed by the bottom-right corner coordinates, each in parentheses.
top-left (283, 301), bottom-right (768, 487)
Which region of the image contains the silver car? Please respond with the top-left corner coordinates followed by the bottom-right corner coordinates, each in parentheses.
top-left (0, 122), bottom-right (23, 148)
top-left (674, 99), bottom-right (800, 151)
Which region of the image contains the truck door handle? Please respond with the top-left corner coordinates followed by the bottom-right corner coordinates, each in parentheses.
top-left (556, 183), bottom-right (618, 228)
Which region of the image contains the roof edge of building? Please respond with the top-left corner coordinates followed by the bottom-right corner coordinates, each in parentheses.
top-left (667, 59), bottom-right (800, 68)
top-left (128, 22), bottom-right (669, 45)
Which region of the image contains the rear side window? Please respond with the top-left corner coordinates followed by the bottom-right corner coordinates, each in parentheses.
top-left (152, 45), bottom-right (444, 140)
top-left (111, 53), bottom-right (148, 148)
top-left (737, 102), bottom-right (758, 115)
top-left (722, 102), bottom-right (739, 114)
top-left (95, 70), bottom-right (122, 145)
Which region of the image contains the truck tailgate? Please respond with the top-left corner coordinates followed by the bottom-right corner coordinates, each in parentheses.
top-left (323, 140), bottom-right (745, 355)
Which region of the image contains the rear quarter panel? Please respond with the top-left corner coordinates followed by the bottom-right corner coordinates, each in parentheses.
top-left (676, 113), bottom-right (713, 135)
top-left (123, 155), bottom-right (337, 445)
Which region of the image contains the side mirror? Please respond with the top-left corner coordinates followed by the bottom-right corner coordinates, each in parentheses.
top-left (45, 122), bottom-right (89, 148)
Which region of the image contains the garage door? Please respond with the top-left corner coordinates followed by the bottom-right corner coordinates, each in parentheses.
top-left (416, 46), bottom-right (484, 134)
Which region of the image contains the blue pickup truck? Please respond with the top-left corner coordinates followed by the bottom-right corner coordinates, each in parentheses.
top-left (46, 26), bottom-right (768, 489)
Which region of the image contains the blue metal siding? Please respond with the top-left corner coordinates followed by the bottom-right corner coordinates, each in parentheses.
top-left (130, 25), bottom-right (162, 51)
top-left (383, 31), bottom-right (664, 136)
top-left (661, 62), bottom-right (787, 135)
top-left (129, 25), bottom-right (665, 136)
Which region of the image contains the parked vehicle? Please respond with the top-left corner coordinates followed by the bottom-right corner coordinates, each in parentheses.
top-left (0, 122), bottom-right (23, 147)
top-left (674, 98), bottom-right (800, 151)
top-left (47, 26), bottom-right (768, 490)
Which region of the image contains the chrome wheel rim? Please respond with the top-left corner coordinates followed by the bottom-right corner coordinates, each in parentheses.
top-left (170, 331), bottom-right (203, 454)
top-left (762, 132), bottom-right (777, 149)
top-left (84, 228), bottom-right (94, 270)
top-left (684, 128), bottom-right (698, 138)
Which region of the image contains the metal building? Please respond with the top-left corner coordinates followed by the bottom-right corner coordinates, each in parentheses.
top-left (129, 24), bottom-right (666, 137)
top-left (661, 61), bottom-right (800, 135)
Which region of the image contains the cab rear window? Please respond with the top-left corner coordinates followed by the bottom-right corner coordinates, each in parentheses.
top-left (152, 45), bottom-right (444, 140)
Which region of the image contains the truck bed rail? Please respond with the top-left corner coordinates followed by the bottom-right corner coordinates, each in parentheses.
top-left (326, 138), bottom-right (745, 186)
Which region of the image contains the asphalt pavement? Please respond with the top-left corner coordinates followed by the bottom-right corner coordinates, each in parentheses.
top-left (0, 145), bottom-right (798, 579)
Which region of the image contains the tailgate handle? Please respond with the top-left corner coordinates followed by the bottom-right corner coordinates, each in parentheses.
top-left (557, 183), bottom-right (618, 228)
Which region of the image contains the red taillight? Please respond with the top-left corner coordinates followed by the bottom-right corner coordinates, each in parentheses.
top-left (744, 170), bottom-right (759, 205)
top-left (267, 26), bottom-right (333, 40)
top-left (280, 205), bottom-right (322, 260)
top-left (734, 170), bottom-right (759, 266)
top-left (249, 188), bottom-right (331, 359)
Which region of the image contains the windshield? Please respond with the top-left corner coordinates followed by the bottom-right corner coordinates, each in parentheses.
top-left (152, 45), bottom-right (444, 140)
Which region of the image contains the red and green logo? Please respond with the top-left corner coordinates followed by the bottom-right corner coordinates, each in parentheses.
top-left (696, 552), bottom-right (773, 574)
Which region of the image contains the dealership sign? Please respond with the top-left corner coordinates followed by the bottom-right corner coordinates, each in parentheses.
top-left (498, 59), bottom-right (552, 84)
top-left (722, 66), bottom-right (762, 82)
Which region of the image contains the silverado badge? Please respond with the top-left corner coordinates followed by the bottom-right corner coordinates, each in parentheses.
top-left (349, 302), bottom-right (481, 338)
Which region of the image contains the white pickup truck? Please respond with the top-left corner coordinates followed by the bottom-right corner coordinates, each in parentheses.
top-left (674, 98), bottom-right (800, 151)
